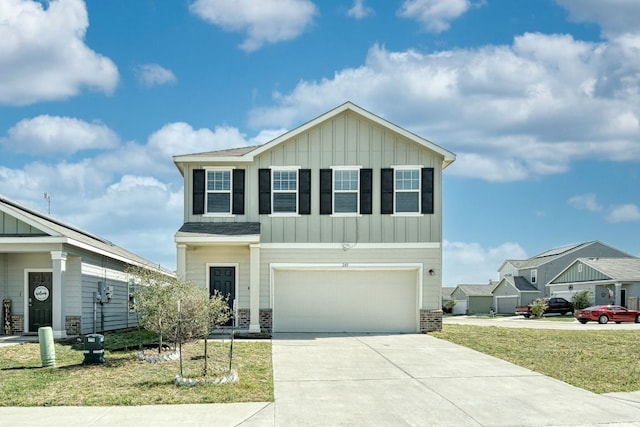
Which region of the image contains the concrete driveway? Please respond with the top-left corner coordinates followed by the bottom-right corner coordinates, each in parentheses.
top-left (271, 333), bottom-right (640, 426)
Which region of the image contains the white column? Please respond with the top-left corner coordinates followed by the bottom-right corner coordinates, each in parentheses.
top-left (176, 244), bottom-right (187, 281)
top-left (50, 251), bottom-right (67, 338)
top-left (615, 282), bottom-right (622, 305)
top-left (249, 244), bottom-right (261, 333)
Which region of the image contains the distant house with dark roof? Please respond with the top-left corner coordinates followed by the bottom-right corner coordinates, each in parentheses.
top-left (449, 283), bottom-right (497, 315)
top-left (0, 194), bottom-right (174, 338)
top-left (491, 241), bottom-right (632, 314)
top-left (548, 257), bottom-right (640, 309)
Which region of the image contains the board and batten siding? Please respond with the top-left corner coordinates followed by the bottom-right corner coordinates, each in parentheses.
top-left (182, 111), bottom-right (444, 246)
top-left (260, 246), bottom-right (441, 310)
top-left (0, 211), bottom-right (46, 235)
top-left (553, 262), bottom-right (609, 284)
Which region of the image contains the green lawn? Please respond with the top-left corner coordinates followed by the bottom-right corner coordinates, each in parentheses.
top-left (0, 331), bottom-right (273, 407)
top-left (433, 324), bottom-right (640, 394)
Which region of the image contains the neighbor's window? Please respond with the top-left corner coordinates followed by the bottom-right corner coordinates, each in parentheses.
top-left (394, 168), bottom-right (420, 213)
top-left (272, 169), bottom-right (298, 213)
top-left (128, 280), bottom-right (136, 312)
top-left (333, 169), bottom-right (359, 214)
top-left (531, 269), bottom-right (537, 284)
top-left (206, 169), bottom-right (232, 214)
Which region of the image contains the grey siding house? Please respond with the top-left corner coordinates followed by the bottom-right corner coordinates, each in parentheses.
top-left (173, 102), bottom-right (456, 333)
top-left (0, 195), bottom-right (173, 338)
top-left (450, 283), bottom-right (496, 315)
top-left (492, 241), bottom-right (632, 314)
top-left (548, 257), bottom-right (640, 308)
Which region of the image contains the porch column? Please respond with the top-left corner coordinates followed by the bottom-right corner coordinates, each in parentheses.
top-left (249, 243), bottom-right (261, 333)
top-left (176, 244), bottom-right (187, 281)
top-left (50, 251), bottom-right (67, 338)
top-left (615, 282), bottom-right (622, 306)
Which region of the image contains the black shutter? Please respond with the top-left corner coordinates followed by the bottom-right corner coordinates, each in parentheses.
top-left (192, 169), bottom-right (205, 215)
top-left (421, 167), bottom-right (434, 214)
top-left (319, 169), bottom-right (332, 214)
top-left (298, 169), bottom-right (311, 215)
top-left (381, 168), bottom-right (394, 214)
top-left (360, 168), bottom-right (372, 214)
top-left (232, 169), bottom-right (245, 215)
top-left (258, 169), bottom-right (271, 214)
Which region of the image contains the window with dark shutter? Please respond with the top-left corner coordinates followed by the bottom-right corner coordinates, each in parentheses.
top-left (421, 167), bottom-right (434, 214)
top-left (380, 168), bottom-right (393, 214)
top-left (232, 169), bottom-right (245, 215)
top-left (319, 169), bottom-right (332, 214)
top-left (258, 169), bottom-right (271, 214)
top-left (192, 169), bottom-right (205, 215)
top-left (299, 169), bottom-right (311, 215)
top-left (360, 168), bottom-right (372, 214)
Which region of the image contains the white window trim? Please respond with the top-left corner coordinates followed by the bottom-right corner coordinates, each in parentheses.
top-left (270, 166), bottom-right (300, 216)
top-left (331, 166), bottom-right (361, 217)
top-left (204, 167), bottom-right (235, 217)
top-left (392, 165), bottom-right (422, 215)
top-left (531, 269), bottom-right (537, 284)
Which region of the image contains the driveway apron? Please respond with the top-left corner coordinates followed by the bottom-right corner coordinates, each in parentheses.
top-left (271, 333), bottom-right (640, 426)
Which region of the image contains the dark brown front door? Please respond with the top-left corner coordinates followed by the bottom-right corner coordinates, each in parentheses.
top-left (29, 272), bottom-right (53, 332)
top-left (210, 267), bottom-right (235, 326)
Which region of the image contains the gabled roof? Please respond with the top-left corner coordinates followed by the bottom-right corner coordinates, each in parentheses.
top-left (556, 257), bottom-right (640, 283)
top-left (454, 284), bottom-right (495, 297)
top-left (441, 287), bottom-right (456, 299)
top-left (0, 194), bottom-right (173, 275)
top-left (497, 276), bottom-right (539, 293)
top-left (173, 101), bottom-right (456, 173)
top-left (499, 241), bottom-right (628, 271)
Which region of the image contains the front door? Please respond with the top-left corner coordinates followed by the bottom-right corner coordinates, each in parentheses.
top-left (29, 272), bottom-right (53, 332)
top-left (210, 266), bottom-right (236, 326)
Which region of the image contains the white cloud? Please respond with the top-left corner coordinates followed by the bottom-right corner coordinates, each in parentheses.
top-left (443, 241), bottom-right (527, 287)
top-left (0, 0), bottom-right (118, 105)
top-left (249, 33), bottom-right (640, 181)
top-left (347, 0), bottom-right (374, 19)
top-left (556, 0), bottom-right (640, 37)
top-left (3, 115), bottom-right (120, 155)
top-left (606, 204), bottom-right (640, 223)
top-left (189, 0), bottom-right (317, 52)
top-left (568, 193), bottom-right (603, 212)
top-left (397, 0), bottom-right (472, 33)
top-left (135, 64), bottom-right (177, 87)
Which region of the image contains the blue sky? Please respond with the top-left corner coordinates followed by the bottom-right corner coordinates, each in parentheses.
top-left (1, 0), bottom-right (639, 287)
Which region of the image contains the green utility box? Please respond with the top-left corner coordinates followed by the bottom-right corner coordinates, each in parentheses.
top-left (83, 334), bottom-right (105, 364)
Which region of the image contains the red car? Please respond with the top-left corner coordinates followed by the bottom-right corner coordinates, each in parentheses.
top-left (574, 305), bottom-right (640, 324)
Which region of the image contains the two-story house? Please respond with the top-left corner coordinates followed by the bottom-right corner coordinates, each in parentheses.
top-left (492, 241), bottom-right (632, 314)
top-left (173, 102), bottom-right (455, 333)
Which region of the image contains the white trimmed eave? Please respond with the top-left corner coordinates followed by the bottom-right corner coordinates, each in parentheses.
top-left (175, 233), bottom-right (260, 245)
top-left (173, 102), bottom-right (456, 172)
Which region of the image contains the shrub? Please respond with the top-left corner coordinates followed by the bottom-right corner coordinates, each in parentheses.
top-left (571, 290), bottom-right (593, 310)
top-left (443, 299), bottom-right (456, 313)
top-left (530, 298), bottom-right (548, 318)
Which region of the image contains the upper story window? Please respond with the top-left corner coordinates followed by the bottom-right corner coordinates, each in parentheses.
top-left (531, 269), bottom-right (537, 284)
top-left (333, 168), bottom-right (359, 214)
top-left (320, 168), bottom-right (372, 215)
top-left (206, 169), bottom-right (232, 214)
top-left (394, 168), bottom-right (420, 213)
top-left (381, 167), bottom-right (434, 215)
top-left (272, 169), bottom-right (298, 213)
top-left (259, 168), bottom-right (310, 215)
top-left (192, 168), bottom-right (245, 216)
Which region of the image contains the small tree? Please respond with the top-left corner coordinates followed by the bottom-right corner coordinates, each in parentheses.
top-left (443, 299), bottom-right (456, 314)
top-left (530, 298), bottom-right (548, 318)
top-left (571, 289), bottom-right (593, 310)
top-left (128, 267), bottom-right (230, 353)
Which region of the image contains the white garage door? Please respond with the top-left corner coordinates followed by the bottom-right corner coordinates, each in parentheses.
top-left (273, 269), bottom-right (418, 333)
top-left (496, 297), bottom-right (517, 314)
top-left (452, 300), bottom-right (467, 315)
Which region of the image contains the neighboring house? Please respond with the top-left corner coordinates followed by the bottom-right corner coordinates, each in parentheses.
top-left (0, 195), bottom-right (174, 338)
top-left (173, 102), bottom-right (456, 333)
top-left (450, 283), bottom-right (496, 315)
top-left (441, 286), bottom-right (455, 311)
top-left (548, 257), bottom-right (640, 309)
top-left (492, 241), bottom-right (632, 314)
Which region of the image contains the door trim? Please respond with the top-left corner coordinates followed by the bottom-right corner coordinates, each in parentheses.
top-left (24, 268), bottom-right (53, 334)
top-left (206, 263), bottom-right (239, 305)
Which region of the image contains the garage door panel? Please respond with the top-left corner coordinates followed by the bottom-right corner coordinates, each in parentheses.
top-left (274, 269), bottom-right (417, 333)
top-left (496, 297), bottom-right (517, 314)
